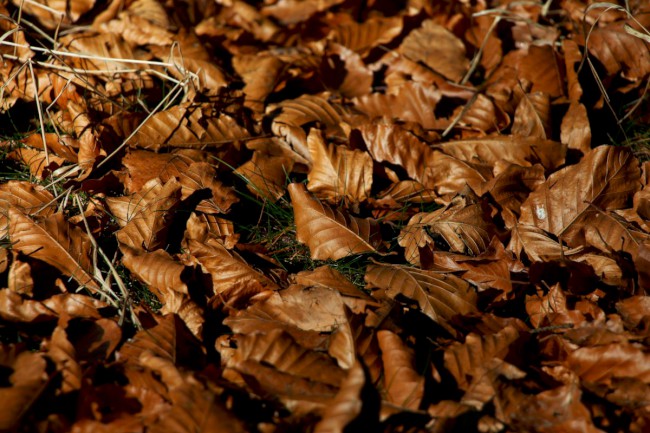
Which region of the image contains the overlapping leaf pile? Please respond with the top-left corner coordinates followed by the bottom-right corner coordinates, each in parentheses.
top-left (1, 0), bottom-right (650, 431)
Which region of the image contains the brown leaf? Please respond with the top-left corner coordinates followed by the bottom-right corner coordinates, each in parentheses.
top-left (359, 119), bottom-right (435, 185)
top-left (178, 162), bottom-right (239, 214)
top-left (120, 245), bottom-right (189, 297)
top-left (9, 208), bottom-right (100, 292)
top-left (7, 148), bottom-right (66, 179)
top-left (511, 92), bottom-right (551, 140)
top-left (568, 343), bottom-right (650, 385)
top-left (294, 265), bottom-right (376, 312)
top-left (184, 212), bottom-right (239, 249)
top-left (322, 42), bottom-right (373, 98)
top-left (519, 145), bottom-right (641, 246)
top-left (585, 21), bottom-right (650, 81)
top-left (269, 94), bottom-right (346, 164)
top-left (616, 296), bottom-right (650, 330)
top-left (525, 283), bottom-right (577, 329)
top-left (507, 45), bottom-right (565, 98)
top-left (328, 15), bottom-right (403, 55)
top-left (508, 224), bottom-right (583, 263)
top-left (128, 104), bottom-right (250, 152)
top-left (262, 0), bottom-right (344, 24)
top-left (563, 39), bottom-right (584, 102)
top-left (561, 102), bottom-right (592, 155)
top-left (189, 239), bottom-right (278, 306)
top-left (22, 132), bottom-right (79, 163)
top-left (483, 164), bottom-right (545, 228)
top-left (0, 181), bottom-right (56, 240)
top-left (511, 384), bottom-right (603, 433)
top-left (399, 191), bottom-right (497, 264)
top-left (233, 52), bottom-right (285, 112)
top-left (307, 129), bottom-right (373, 204)
top-left (118, 314), bottom-right (203, 366)
top-left (289, 183), bottom-right (382, 260)
top-left (353, 82), bottom-right (447, 130)
top-left (109, 178), bottom-right (182, 252)
top-left (225, 284), bottom-right (347, 335)
top-left (400, 20), bottom-right (469, 82)
top-left (0, 350), bottom-right (49, 431)
top-left (377, 330), bottom-right (424, 410)
top-left (235, 151), bottom-right (295, 202)
top-left (365, 263), bottom-right (477, 334)
top-left (44, 325), bottom-right (82, 393)
top-left (313, 360), bottom-right (372, 433)
top-left (444, 326), bottom-right (521, 390)
top-left (582, 210), bottom-right (650, 257)
top-left (438, 135), bottom-right (566, 171)
top-left (227, 329), bottom-right (345, 403)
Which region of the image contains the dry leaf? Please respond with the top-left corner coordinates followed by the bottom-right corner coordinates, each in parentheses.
top-left (366, 263), bottom-right (477, 334)
top-left (519, 145), bottom-right (641, 247)
top-left (377, 330), bottom-right (424, 410)
top-left (289, 183), bottom-right (382, 260)
top-left (9, 209), bottom-right (100, 292)
top-left (400, 20), bottom-right (470, 82)
top-left (307, 129), bottom-right (373, 204)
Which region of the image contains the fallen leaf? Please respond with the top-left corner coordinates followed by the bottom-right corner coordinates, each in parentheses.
top-left (9, 208), bottom-right (100, 292)
top-left (289, 183), bottom-right (382, 260)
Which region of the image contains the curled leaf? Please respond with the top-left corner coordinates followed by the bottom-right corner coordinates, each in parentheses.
top-left (289, 183), bottom-right (382, 260)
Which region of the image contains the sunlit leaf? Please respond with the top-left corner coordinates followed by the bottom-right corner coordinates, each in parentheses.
top-left (9, 208), bottom-right (100, 292)
top-left (399, 190), bottom-right (497, 264)
top-left (365, 263), bottom-right (477, 334)
top-left (307, 129), bottom-right (373, 204)
top-left (377, 330), bottom-right (424, 410)
top-left (289, 183), bottom-right (382, 260)
top-left (227, 329), bottom-right (346, 403)
top-left (0, 181), bottom-right (56, 240)
top-left (109, 178), bottom-right (182, 252)
top-left (189, 239), bottom-right (278, 306)
top-left (519, 145), bottom-right (641, 246)
top-left (400, 20), bottom-right (469, 82)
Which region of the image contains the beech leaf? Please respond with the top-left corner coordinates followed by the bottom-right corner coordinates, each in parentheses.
top-left (289, 183), bottom-right (382, 260)
top-left (9, 209), bottom-right (100, 293)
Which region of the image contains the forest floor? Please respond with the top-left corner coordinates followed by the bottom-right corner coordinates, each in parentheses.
top-left (1, 0), bottom-right (650, 432)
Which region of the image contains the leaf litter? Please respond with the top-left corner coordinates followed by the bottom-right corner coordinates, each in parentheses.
top-left (0, 0), bottom-right (650, 432)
